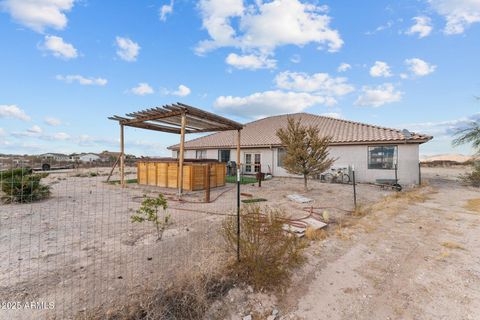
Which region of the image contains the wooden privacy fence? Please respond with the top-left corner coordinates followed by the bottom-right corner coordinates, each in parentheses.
top-left (137, 160), bottom-right (226, 191)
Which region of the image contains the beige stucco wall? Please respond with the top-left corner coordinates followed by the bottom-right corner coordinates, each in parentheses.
top-left (172, 143), bottom-right (421, 185)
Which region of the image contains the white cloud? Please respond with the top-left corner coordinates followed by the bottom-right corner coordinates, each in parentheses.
top-left (400, 113), bottom-right (480, 146)
top-left (406, 16), bottom-right (433, 38)
top-left (369, 61), bottom-right (393, 77)
top-left (274, 71), bottom-right (354, 96)
top-left (290, 54), bottom-right (301, 64)
top-left (196, 0), bottom-right (343, 64)
top-left (0, 0), bottom-right (75, 33)
top-left (51, 132), bottom-right (70, 141)
top-left (159, 0), bottom-right (174, 21)
top-left (226, 53), bottom-right (276, 70)
top-left (337, 62), bottom-right (351, 72)
top-left (115, 36), bottom-right (140, 62)
top-left (214, 90), bottom-right (335, 118)
top-left (321, 112), bottom-right (343, 119)
top-left (41, 35), bottom-right (77, 59)
top-left (130, 83), bottom-right (154, 96)
top-left (0, 105), bottom-right (31, 121)
top-left (355, 83), bottom-right (403, 107)
top-left (405, 58), bottom-right (436, 76)
top-left (28, 125), bottom-right (43, 134)
top-left (428, 0), bottom-right (480, 34)
top-left (365, 20), bottom-right (394, 35)
top-left (0, 128), bottom-right (5, 136)
top-left (172, 84), bottom-right (191, 97)
top-left (44, 117), bottom-right (62, 126)
top-left (56, 75), bottom-right (107, 86)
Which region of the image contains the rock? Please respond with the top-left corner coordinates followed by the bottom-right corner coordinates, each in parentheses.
top-left (267, 316), bottom-right (276, 320)
top-left (272, 308), bottom-right (279, 316)
top-left (243, 315), bottom-right (252, 320)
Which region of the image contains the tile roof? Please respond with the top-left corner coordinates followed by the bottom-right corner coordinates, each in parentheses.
top-left (168, 113), bottom-right (432, 150)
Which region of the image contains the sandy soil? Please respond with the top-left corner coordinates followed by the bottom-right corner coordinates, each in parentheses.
top-left (0, 167), bottom-right (388, 319)
top-left (280, 166), bottom-right (479, 320)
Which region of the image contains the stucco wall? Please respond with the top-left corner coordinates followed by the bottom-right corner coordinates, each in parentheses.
top-left (171, 143), bottom-right (421, 185)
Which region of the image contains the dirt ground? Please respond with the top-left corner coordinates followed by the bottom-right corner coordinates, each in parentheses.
top-left (214, 166), bottom-right (480, 320)
top-left (0, 166), bottom-right (386, 319)
top-left (1, 166), bottom-right (478, 319)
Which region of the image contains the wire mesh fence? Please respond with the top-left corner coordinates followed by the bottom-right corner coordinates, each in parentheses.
top-left (0, 159), bottom-right (239, 319)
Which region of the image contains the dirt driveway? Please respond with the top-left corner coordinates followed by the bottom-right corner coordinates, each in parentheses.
top-left (288, 168), bottom-right (480, 320)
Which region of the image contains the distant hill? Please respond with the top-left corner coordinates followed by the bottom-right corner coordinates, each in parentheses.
top-left (420, 154), bottom-right (474, 163)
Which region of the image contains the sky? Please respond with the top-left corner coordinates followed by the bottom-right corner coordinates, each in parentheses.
top-left (0, 0), bottom-right (479, 157)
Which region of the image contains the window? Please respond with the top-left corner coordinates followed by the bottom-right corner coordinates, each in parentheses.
top-left (196, 150), bottom-right (207, 159)
top-left (277, 148), bottom-right (286, 167)
top-left (219, 150), bottom-right (230, 163)
top-left (244, 153), bottom-right (261, 173)
top-left (368, 146), bottom-right (397, 169)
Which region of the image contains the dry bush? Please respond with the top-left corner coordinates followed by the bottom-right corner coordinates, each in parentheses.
top-left (222, 205), bottom-right (307, 291)
top-left (352, 204), bottom-right (371, 217)
top-left (88, 269), bottom-right (233, 320)
top-left (441, 241), bottom-right (465, 250)
top-left (464, 198), bottom-right (480, 213)
top-left (305, 226), bottom-right (327, 241)
top-left (459, 163), bottom-right (480, 187)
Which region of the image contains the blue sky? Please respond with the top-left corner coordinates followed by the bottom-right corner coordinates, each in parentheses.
top-left (0, 0), bottom-right (479, 157)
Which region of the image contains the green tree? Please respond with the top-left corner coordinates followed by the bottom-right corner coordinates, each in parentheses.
top-left (276, 117), bottom-right (335, 190)
top-left (131, 194), bottom-right (171, 240)
top-left (1, 168), bottom-right (51, 203)
top-left (452, 120), bottom-right (480, 154)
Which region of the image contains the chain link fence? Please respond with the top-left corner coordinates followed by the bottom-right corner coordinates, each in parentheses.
top-left (0, 159), bottom-right (239, 319)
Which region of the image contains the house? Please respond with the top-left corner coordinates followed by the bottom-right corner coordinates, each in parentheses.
top-left (78, 153), bottom-right (101, 163)
top-left (168, 113), bottom-right (433, 185)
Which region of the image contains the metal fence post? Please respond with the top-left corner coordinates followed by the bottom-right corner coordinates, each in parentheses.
top-left (352, 165), bottom-right (357, 209)
top-left (237, 164), bottom-right (241, 262)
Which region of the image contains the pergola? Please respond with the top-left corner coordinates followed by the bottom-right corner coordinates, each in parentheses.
top-left (109, 102), bottom-right (243, 194)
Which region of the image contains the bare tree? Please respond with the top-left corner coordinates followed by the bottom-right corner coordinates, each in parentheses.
top-left (276, 117), bottom-right (335, 190)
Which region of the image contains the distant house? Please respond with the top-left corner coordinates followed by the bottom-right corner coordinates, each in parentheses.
top-left (168, 113), bottom-right (433, 185)
top-left (40, 153), bottom-right (71, 162)
top-left (78, 153), bottom-right (101, 163)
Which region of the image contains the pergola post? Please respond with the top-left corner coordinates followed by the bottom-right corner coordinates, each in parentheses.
top-left (120, 124), bottom-right (125, 188)
top-left (236, 129), bottom-right (241, 173)
top-left (178, 111), bottom-right (186, 195)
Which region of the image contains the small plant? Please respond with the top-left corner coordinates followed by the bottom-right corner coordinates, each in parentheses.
top-left (0, 168), bottom-right (51, 203)
top-left (222, 205), bottom-right (307, 291)
top-left (131, 193), bottom-right (172, 241)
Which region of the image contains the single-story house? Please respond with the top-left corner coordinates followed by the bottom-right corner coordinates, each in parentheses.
top-left (168, 113), bottom-right (432, 185)
top-left (78, 153), bottom-right (101, 163)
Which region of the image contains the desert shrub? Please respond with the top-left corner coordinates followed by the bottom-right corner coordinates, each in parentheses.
top-left (90, 270), bottom-right (233, 320)
top-left (0, 168), bottom-right (51, 203)
top-left (460, 162), bottom-right (480, 187)
top-left (222, 205), bottom-right (307, 291)
top-left (131, 194), bottom-right (171, 240)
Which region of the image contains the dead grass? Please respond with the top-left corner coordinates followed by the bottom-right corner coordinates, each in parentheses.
top-left (464, 198), bottom-right (480, 214)
top-left (305, 226), bottom-right (327, 241)
top-left (441, 241), bottom-right (466, 250)
top-left (86, 268), bottom-right (234, 320)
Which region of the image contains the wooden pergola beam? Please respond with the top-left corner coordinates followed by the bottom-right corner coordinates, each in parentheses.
top-left (121, 110), bottom-right (183, 126)
top-left (110, 103), bottom-right (244, 195)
